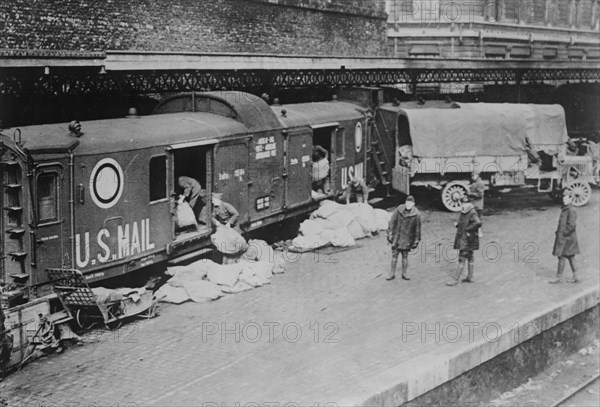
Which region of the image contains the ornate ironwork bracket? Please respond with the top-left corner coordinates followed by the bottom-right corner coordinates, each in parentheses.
top-left (1, 68), bottom-right (598, 98)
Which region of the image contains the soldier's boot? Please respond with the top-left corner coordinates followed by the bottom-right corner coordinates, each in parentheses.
top-left (549, 257), bottom-right (566, 284)
top-left (566, 257), bottom-right (579, 283)
top-left (446, 260), bottom-right (465, 286)
top-left (387, 256), bottom-right (398, 281)
top-left (401, 257), bottom-right (410, 280)
top-left (462, 261), bottom-right (474, 283)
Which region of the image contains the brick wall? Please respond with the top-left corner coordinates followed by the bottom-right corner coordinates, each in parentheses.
top-left (0, 0), bottom-right (387, 56)
top-left (250, 0), bottom-right (386, 18)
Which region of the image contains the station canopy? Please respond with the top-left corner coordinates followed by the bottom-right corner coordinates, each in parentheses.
top-left (401, 103), bottom-right (568, 157)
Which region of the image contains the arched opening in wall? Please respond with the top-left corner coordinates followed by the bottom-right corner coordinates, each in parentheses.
top-left (381, 86), bottom-right (408, 104)
top-left (554, 83), bottom-right (600, 140)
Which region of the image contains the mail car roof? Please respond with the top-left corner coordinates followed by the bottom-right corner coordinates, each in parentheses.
top-left (153, 91), bottom-right (283, 133)
top-left (378, 100), bottom-right (459, 113)
top-left (15, 112), bottom-right (249, 156)
top-left (271, 101), bottom-right (366, 128)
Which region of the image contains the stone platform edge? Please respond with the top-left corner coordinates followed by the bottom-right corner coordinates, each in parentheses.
top-left (341, 285), bottom-right (600, 407)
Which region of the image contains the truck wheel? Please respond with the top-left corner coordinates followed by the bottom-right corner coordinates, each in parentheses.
top-left (565, 180), bottom-right (592, 207)
top-left (441, 182), bottom-right (467, 212)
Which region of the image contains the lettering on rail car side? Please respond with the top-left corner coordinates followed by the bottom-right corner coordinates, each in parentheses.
top-left (140, 254), bottom-right (156, 267)
top-left (340, 163), bottom-right (365, 189)
top-left (75, 218), bottom-right (156, 268)
top-left (234, 169), bottom-right (245, 181)
top-left (85, 272), bottom-right (105, 281)
top-left (301, 155), bottom-right (310, 167)
top-left (255, 136), bottom-right (277, 160)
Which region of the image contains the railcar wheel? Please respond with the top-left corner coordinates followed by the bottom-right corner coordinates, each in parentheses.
top-left (441, 182), bottom-right (468, 212)
top-left (565, 181), bottom-right (592, 207)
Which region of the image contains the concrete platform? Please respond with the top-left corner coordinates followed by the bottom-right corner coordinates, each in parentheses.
top-left (1, 188), bottom-right (599, 406)
top-left (354, 287), bottom-right (599, 406)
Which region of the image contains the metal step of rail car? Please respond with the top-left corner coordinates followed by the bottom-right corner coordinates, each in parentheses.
top-left (1, 159), bottom-right (27, 287)
top-left (369, 139), bottom-right (391, 186)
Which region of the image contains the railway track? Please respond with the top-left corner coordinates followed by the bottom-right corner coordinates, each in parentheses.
top-left (551, 373), bottom-right (600, 407)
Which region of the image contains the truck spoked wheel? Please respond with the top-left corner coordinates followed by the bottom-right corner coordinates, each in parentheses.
top-left (441, 182), bottom-right (467, 212)
top-left (566, 180), bottom-right (592, 207)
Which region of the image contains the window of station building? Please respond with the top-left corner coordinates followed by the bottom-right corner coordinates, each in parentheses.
top-left (568, 49), bottom-right (585, 61)
top-left (37, 173), bottom-right (58, 223)
top-left (510, 49), bottom-right (531, 59)
top-left (587, 49), bottom-right (600, 60)
top-left (149, 156), bottom-right (167, 202)
top-left (543, 49), bottom-right (558, 60)
top-left (336, 129), bottom-right (345, 160)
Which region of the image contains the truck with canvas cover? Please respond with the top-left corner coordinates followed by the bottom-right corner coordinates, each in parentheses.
top-left (391, 103), bottom-right (595, 211)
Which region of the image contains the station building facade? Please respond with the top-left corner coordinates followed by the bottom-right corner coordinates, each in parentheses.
top-left (384, 0), bottom-right (600, 137)
top-left (386, 0), bottom-right (599, 60)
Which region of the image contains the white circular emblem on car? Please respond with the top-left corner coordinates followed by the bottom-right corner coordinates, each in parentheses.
top-left (90, 158), bottom-right (124, 209)
top-left (355, 122), bottom-right (363, 153)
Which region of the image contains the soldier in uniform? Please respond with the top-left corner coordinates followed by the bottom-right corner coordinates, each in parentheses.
top-left (468, 170), bottom-right (485, 218)
top-left (344, 175), bottom-right (369, 204)
top-left (210, 193), bottom-right (240, 230)
top-left (446, 196), bottom-right (482, 286)
top-left (549, 192), bottom-right (580, 284)
top-left (387, 195), bottom-right (421, 281)
top-left (178, 176), bottom-right (203, 216)
top-left (312, 145), bottom-right (330, 194)
top-left (468, 170), bottom-right (485, 237)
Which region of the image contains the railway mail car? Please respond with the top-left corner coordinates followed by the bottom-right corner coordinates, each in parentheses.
top-left (0, 91), bottom-right (369, 302)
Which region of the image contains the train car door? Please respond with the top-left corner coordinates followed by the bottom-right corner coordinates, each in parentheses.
top-left (284, 129), bottom-right (312, 208)
top-left (311, 123), bottom-right (340, 193)
top-left (148, 152), bottom-right (170, 245)
top-left (214, 141), bottom-right (249, 224)
top-left (169, 140), bottom-right (216, 243)
top-left (32, 164), bottom-right (66, 285)
top-left (248, 132), bottom-right (284, 219)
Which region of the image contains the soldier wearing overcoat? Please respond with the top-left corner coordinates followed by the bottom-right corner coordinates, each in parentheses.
top-left (387, 195), bottom-right (421, 281)
top-left (447, 196), bottom-right (482, 286)
top-left (549, 193), bottom-right (580, 283)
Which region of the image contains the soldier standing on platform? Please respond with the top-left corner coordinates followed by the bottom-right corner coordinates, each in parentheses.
top-left (549, 192), bottom-right (580, 284)
top-left (387, 195), bottom-right (421, 281)
top-left (446, 196), bottom-right (482, 286)
top-left (468, 170), bottom-right (485, 236)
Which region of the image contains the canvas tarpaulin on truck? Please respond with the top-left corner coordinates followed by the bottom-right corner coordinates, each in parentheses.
top-left (454, 103), bottom-right (569, 154)
top-left (400, 104), bottom-right (568, 158)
